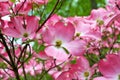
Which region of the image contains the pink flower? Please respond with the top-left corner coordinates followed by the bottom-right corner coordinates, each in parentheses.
top-left (68, 17), bottom-right (101, 40)
top-left (94, 54), bottom-right (120, 80)
top-left (42, 21), bottom-right (86, 61)
top-left (88, 8), bottom-right (108, 20)
top-left (33, 51), bottom-right (50, 60)
top-left (45, 14), bottom-right (62, 26)
top-left (13, 2), bottom-right (32, 15)
top-left (0, 2), bottom-right (10, 16)
top-left (75, 19), bottom-right (101, 40)
top-left (55, 56), bottom-right (94, 80)
top-left (106, 13), bottom-right (120, 28)
top-left (3, 16), bottom-right (39, 39)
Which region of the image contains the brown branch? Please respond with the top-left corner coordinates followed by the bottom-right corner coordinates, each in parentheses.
top-left (17, 44), bottom-right (28, 64)
top-left (36, 0), bottom-right (60, 33)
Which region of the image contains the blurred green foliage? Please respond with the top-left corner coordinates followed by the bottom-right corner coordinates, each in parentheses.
top-left (9, 73), bottom-right (53, 80)
top-left (57, 0), bottom-right (106, 17)
top-left (37, 0), bottom-right (106, 17)
top-left (35, 0), bottom-right (106, 23)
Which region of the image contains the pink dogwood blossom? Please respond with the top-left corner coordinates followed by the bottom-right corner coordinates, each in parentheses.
top-left (0, 2), bottom-right (10, 16)
top-left (94, 54), bottom-right (120, 80)
top-left (56, 56), bottom-right (94, 80)
top-left (42, 21), bottom-right (86, 61)
top-left (3, 16), bottom-right (39, 39)
top-left (13, 1), bottom-right (32, 15)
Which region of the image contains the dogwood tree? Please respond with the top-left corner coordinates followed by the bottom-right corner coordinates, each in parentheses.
top-left (0, 0), bottom-right (120, 80)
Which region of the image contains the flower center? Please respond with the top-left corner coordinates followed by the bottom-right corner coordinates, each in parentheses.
top-left (23, 33), bottom-right (28, 38)
top-left (97, 19), bottom-right (104, 25)
top-left (55, 40), bottom-right (62, 47)
top-left (76, 33), bottom-right (80, 37)
top-left (84, 71), bottom-right (89, 77)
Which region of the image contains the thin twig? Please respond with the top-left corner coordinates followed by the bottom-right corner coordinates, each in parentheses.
top-left (36, 0), bottom-right (60, 33)
top-left (17, 44), bottom-right (28, 64)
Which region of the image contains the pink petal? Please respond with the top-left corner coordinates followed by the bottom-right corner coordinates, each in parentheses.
top-left (56, 71), bottom-right (72, 80)
top-left (71, 56), bottom-right (90, 70)
top-left (56, 69), bottom-right (90, 80)
top-left (89, 8), bottom-right (108, 20)
top-left (106, 54), bottom-right (120, 74)
top-left (94, 77), bottom-right (111, 80)
top-left (54, 21), bottom-right (75, 42)
top-left (98, 54), bottom-right (120, 78)
top-left (42, 28), bottom-right (55, 44)
top-left (99, 59), bottom-right (117, 77)
top-left (75, 21), bottom-right (91, 34)
top-left (63, 40), bottom-right (86, 56)
top-left (85, 29), bottom-right (101, 40)
top-left (14, 2), bottom-right (32, 15)
top-left (3, 28), bottom-right (21, 38)
top-left (33, 51), bottom-right (50, 60)
top-left (0, 2), bottom-right (10, 16)
top-left (26, 16), bottom-right (39, 33)
top-left (12, 16), bottom-right (25, 34)
top-left (45, 46), bottom-right (69, 61)
top-left (106, 13), bottom-right (120, 28)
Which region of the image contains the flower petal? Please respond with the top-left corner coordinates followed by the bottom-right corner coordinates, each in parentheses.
top-left (26, 16), bottom-right (39, 33)
top-left (3, 28), bottom-right (21, 38)
top-left (45, 46), bottom-right (69, 61)
top-left (54, 21), bottom-right (75, 42)
top-left (63, 40), bottom-right (86, 56)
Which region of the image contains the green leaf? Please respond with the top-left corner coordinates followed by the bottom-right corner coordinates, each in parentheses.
top-left (41, 73), bottom-right (53, 80)
top-left (100, 47), bottom-right (110, 59)
top-left (96, 0), bottom-right (106, 8)
top-left (117, 34), bottom-right (120, 43)
top-left (9, 73), bottom-right (53, 80)
top-left (70, 59), bottom-right (77, 64)
top-left (85, 54), bottom-right (99, 66)
top-left (62, 47), bottom-right (69, 54)
top-left (0, 62), bottom-right (7, 69)
top-left (10, 0), bottom-right (16, 3)
top-left (33, 40), bottom-right (45, 53)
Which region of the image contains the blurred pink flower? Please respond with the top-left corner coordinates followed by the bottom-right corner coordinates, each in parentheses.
top-left (94, 54), bottom-right (120, 80)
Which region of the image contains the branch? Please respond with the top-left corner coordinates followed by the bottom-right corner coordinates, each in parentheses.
top-left (17, 44), bottom-right (28, 64)
top-left (36, 0), bottom-right (60, 33)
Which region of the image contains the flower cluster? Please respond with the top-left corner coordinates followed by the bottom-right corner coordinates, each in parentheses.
top-left (0, 0), bottom-right (120, 80)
